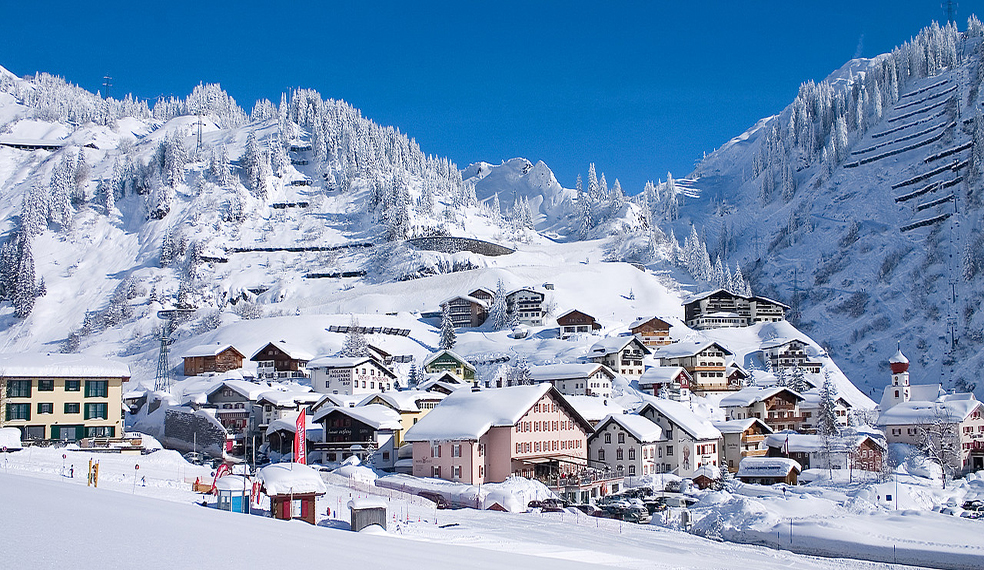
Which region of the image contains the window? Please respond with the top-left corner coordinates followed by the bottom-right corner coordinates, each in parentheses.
top-left (616, 448), bottom-right (624, 460)
top-left (5, 403), bottom-right (30, 421)
top-left (85, 380), bottom-right (108, 398)
top-left (432, 444), bottom-right (441, 458)
top-left (65, 380), bottom-right (80, 392)
top-left (452, 444), bottom-right (461, 457)
top-left (85, 426), bottom-right (115, 438)
top-left (37, 379), bottom-right (54, 391)
top-left (598, 449), bottom-right (605, 461)
top-left (666, 445), bottom-right (674, 456)
top-left (453, 466), bottom-right (461, 480)
top-left (65, 403), bottom-right (81, 414)
top-left (37, 403), bottom-right (53, 414)
top-left (618, 432), bottom-right (625, 444)
top-left (628, 465), bottom-right (636, 476)
top-left (6, 380), bottom-right (31, 398)
top-left (605, 433), bottom-right (611, 444)
top-left (84, 403), bottom-right (108, 420)
top-left (628, 448), bottom-right (636, 460)
top-left (433, 466), bottom-right (441, 478)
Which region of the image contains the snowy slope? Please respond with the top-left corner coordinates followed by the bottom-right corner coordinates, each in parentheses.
top-left (682, 20), bottom-right (984, 400)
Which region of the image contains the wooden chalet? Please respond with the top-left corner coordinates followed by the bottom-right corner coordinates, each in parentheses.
top-left (250, 341), bottom-right (312, 380)
top-left (629, 316), bottom-right (672, 347)
top-left (182, 344), bottom-right (245, 376)
top-left (557, 309), bottom-right (602, 339)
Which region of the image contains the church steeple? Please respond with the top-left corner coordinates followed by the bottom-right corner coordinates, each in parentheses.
top-left (888, 344), bottom-right (910, 405)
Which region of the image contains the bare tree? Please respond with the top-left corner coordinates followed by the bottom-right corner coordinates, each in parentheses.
top-left (916, 405), bottom-right (962, 489)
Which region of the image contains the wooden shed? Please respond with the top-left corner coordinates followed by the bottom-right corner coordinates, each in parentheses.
top-left (348, 497), bottom-right (387, 532)
top-left (257, 463), bottom-right (327, 525)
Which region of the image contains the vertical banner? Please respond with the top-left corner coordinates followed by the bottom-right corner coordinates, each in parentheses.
top-left (294, 407), bottom-right (307, 465)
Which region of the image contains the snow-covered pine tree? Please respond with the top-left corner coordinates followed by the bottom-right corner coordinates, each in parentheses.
top-left (72, 149), bottom-right (90, 206)
top-left (49, 154), bottom-right (74, 230)
top-left (609, 179), bottom-right (624, 219)
top-left (816, 371), bottom-right (840, 436)
top-left (340, 317), bottom-right (369, 357)
top-left (271, 132), bottom-right (290, 177)
top-left (587, 163), bottom-right (599, 200)
top-left (789, 366), bottom-right (811, 393)
top-left (774, 366), bottom-right (788, 387)
top-left (513, 354), bottom-right (532, 386)
top-left (439, 303), bottom-right (457, 350)
top-left (160, 231), bottom-right (174, 268)
top-left (407, 362), bottom-right (420, 389)
top-left (1, 230), bottom-right (39, 318)
top-left (487, 280), bottom-right (509, 331)
top-left (575, 186), bottom-right (593, 240)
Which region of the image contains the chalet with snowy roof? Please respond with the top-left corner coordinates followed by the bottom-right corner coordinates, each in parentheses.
top-left (684, 289), bottom-right (787, 330)
top-left (637, 366), bottom-right (692, 401)
top-left (422, 349), bottom-right (476, 381)
top-left (651, 340), bottom-right (733, 392)
top-left (358, 390), bottom-right (445, 444)
top-left (250, 341), bottom-right (312, 380)
top-left (181, 344), bottom-right (245, 376)
top-left (629, 316), bottom-right (672, 347)
top-left (505, 288), bottom-right (546, 326)
top-left (0, 353), bottom-right (130, 442)
top-left (726, 362), bottom-right (750, 386)
top-left (264, 412), bottom-right (322, 459)
top-left (636, 399), bottom-right (722, 477)
top-left (313, 404), bottom-right (402, 468)
top-left (440, 294), bottom-right (489, 328)
top-left (309, 393), bottom-right (361, 416)
top-left (257, 463), bottom-right (326, 524)
top-left (798, 390), bottom-right (850, 433)
top-left (202, 380), bottom-right (270, 446)
top-left (587, 336), bottom-right (651, 379)
top-left (761, 338), bottom-right (821, 373)
top-left (307, 356), bottom-right (397, 396)
top-left (588, 414), bottom-right (664, 478)
top-left (469, 287), bottom-right (495, 304)
top-left (719, 387), bottom-right (807, 433)
top-left (713, 418), bottom-right (772, 473)
top-left (416, 376), bottom-right (469, 394)
top-left (557, 309), bottom-right (601, 339)
top-left (253, 389), bottom-right (320, 440)
top-left (765, 432), bottom-right (885, 472)
top-left (403, 384), bottom-right (594, 486)
top-left (736, 456), bottom-right (801, 485)
top-left (529, 363), bottom-right (615, 398)
top-left (563, 395), bottom-right (626, 426)
top-left (879, 393), bottom-right (984, 474)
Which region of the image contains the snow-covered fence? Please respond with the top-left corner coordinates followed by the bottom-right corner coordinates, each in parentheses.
top-left (851, 121), bottom-right (948, 155)
top-left (406, 237), bottom-right (515, 257)
top-left (891, 158), bottom-right (966, 189)
top-left (303, 270), bottom-right (367, 279)
top-left (915, 193), bottom-right (955, 212)
top-left (895, 181), bottom-right (941, 203)
top-left (887, 96), bottom-right (954, 124)
top-left (322, 472), bottom-right (434, 507)
top-left (227, 243), bottom-right (374, 253)
top-left (326, 325), bottom-right (411, 336)
top-left (844, 124), bottom-right (953, 168)
top-left (893, 84), bottom-right (957, 111)
top-left (924, 141), bottom-right (973, 163)
top-left (872, 108), bottom-right (948, 138)
top-left (900, 212), bottom-right (952, 232)
top-left (898, 78), bottom-right (949, 99)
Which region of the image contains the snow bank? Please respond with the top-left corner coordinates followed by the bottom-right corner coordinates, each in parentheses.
top-left (0, 428), bottom-right (23, 450)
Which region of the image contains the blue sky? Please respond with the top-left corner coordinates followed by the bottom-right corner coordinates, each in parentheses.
top-left (0, 2), bottom-right (966, 192)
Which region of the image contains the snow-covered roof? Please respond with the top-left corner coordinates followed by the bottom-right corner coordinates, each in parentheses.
top-left (214, 475), bottom-right (250, 493)
top-left (416, 378), bottom-right (471, 393)
top-left (439, 294), bottom-right (489, 309)
top-left (588, 336), bottom-right (650, 357)
top-left (878, 395), bottom-right (982, 426)
top-left (529, 363), bottom-right (612, 382)
top-left (651, 340), bottom-right (732, 359)
top-left (564, 395), bottom-right (625, 423)
top-left (629, 316), bottom-right (670, 330)
top-left (759, 337), bottom-right (811, 351)
top-left (637, 366), bottom-right (688, 386)
top-left (312, 404), bottom-right (402, 430)
top-left (636, 398), bottom-right (721, 441)
top-left (557, 308), bottom-right (596, 321)
top-left (257, 463), bottom-right (327, 496)
top-left (737, 457), bottom-right (801, 478)
top-left (308, 356), bottom-right (372, 369)
top-left (182, 343), bottom-right (242, 358)
top-left (0, 353), bottom-right (130, 379)
top-left (265, 413), bottom-right (323, 440)
top-left (719, 387), bottom-right (803, 408)
top-left (313, 393), bottom-right (363, 411)
top-left (205, 380), bottom-right (269, 401)
top-left (404, 384), bottom-right (591, 442)
top-left (683, 289), bottom-right (790, 310)
top-left (358, 390), bottom-right (445, 412)
top-left (250, 341), bottom-right (314, 361)
top-left (764, 432), bottom-right (884, 453)
top-left (712, 417), bottom-right (773, 435)
top-left (596, 413), bottom-right (663, 443)
top-left (890, 349), bottom-right (909, 364)
top-left (422, 349), bottom-right (476, 372)
top-left (693, 464), bottom-right (721, 480)
top-left (348, 497), bottom-right (387, 510)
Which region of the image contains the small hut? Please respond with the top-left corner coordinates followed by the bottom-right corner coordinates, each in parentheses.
top-left (691, 464), bottom-right (722, 490)
top-left (257, 463), bottom-right (327, 525)
top-left (736, 457), bottom-right (801, 485)
top-left (348, 497), bottom-right (387, 532)
top-left (214, 475), bottom-right (251, 514)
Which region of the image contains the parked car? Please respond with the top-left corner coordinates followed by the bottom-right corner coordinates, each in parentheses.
top-left (418, 491), bottom-right (451, 509)
top-left (540, 498), bottom-right (568, 512)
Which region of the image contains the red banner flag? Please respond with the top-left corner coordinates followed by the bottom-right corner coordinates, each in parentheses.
top-left (294, 407), bottom-right (307, 465)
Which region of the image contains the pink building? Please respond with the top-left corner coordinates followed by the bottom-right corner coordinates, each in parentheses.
top-left (403, 384), bottom-right (594, 485)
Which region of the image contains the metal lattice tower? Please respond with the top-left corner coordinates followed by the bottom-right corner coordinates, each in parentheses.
top-left (153, 323), bottom-right (170, 392)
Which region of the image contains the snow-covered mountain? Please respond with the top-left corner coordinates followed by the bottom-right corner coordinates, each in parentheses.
top-left (682, 19), bottom-right (984, 401)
